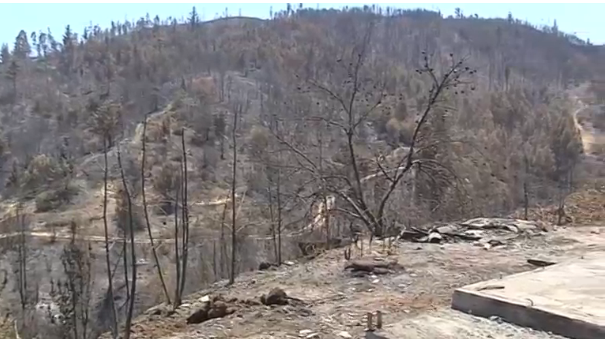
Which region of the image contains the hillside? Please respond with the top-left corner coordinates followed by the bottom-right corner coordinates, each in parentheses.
top-left (0, 6), bottom-right (604, 339)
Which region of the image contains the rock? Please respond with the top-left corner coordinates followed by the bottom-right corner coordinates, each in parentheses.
top-left (186, 297), bottom-right (237, 324)
top-left (284, 261), bottom-right (296, 266)
top-left (144, 304), bottom-right (172, 316)
top-left (243, 298), bottom-right (262, 306)
top-left (186, 301), bottom-right (211, 324)
top-left (261, 287), bottom-right (289, 306)
top-left (300, 329), bottom-right (314, 336)
top-left (527, 258), bottom-right (556, 267)
top-left (344, 259), bottom-right (403, 273)
top-left (258, 261), bottom-right (274, 270)
top-left (428, 232), bottom-right (443, 243)
top-left (338, 331), bottom-right (352, 338)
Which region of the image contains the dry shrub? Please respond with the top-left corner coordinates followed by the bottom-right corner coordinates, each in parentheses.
top-left (35, 185), bottom-right (79, 213)
top-left (0, 316), bottom-right (16, 339)
top-left (152, 163), bottom-right (180, 215)
top-left (113, 185), bottom-right (144, 233)
top-left (189, 76), bottom-right (219, 102)
top-left (146, 115), bottom-right (172, 144)
top-left (21, 154), bottom-right (67, 192)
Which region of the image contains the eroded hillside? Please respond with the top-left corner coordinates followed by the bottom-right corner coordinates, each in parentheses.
top-left (0, 6), bottom-right (604, 339)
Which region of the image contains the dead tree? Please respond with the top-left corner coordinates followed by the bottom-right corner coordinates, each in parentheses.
top-left (172, 175), bottom-right (182, 307)
top-left (265, 113), bottom-right (284, 265)
top-left (14, 205), bottom-right (28, 310)
top-left (90, 100), bottom-right (119, 338)
top-left (54, 221), bottom-right (94, 339)
top-left (178, 129), bottom-right (190, 301)
top-left (168, 130), bottom-right (192, 307)
top-left (229, 99), bottom-right (241, 285)
top-left (276, 20), bottom-right (475, 238)
top-left (116, 145), bottom-right (137, 339)
top-left (140, 114), bottom-right (171, 304)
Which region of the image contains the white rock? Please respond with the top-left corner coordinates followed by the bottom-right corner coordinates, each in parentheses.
top-left (299, 329), bottom-right (314, 336)
top-left (338, 331), bottom-right (352, 338)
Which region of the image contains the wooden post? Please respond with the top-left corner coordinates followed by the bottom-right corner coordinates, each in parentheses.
top-left (376, 310), bottom-right (383, 329)
top-left (366, 312), bottom-right (374, 331)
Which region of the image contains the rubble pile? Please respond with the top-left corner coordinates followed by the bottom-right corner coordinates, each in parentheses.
top-left (396, 218), bottom-right (553, 250)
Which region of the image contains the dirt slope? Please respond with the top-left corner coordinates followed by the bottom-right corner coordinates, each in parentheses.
top-left (116, 225), bottom-right (605, 339)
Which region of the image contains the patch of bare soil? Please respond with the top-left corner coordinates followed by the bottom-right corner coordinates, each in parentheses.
top-left (115, 224), bottom-right (605, 339)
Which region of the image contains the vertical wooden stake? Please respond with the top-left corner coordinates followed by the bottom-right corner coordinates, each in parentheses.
top-left (360, 239), bottom-right (365, 257)
top-left (376, 310), bottom-right (383, 329)
top-left (366, 312), bottom-right (374, 331)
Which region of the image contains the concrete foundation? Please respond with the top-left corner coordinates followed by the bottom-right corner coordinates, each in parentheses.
top-left (451, 252), bottom-right (605, 339)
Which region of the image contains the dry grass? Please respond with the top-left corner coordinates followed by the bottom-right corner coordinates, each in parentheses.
top-left (511, 183), bottom-right (605, 226)
top-left (0, 317), bottom-right (17, 339)
top-left (564, 188), bottom-right (605, 224)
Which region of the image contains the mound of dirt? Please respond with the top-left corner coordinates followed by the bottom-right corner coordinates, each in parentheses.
top-left (512, 187), bottom-right (605, 225)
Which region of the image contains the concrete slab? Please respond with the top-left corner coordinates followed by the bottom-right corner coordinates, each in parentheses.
top-left (377, 309), bottom-right (565, 338)
top-left (452, 252), bottom-right (605, 339)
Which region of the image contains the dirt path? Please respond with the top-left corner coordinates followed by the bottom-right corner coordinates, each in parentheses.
top-left (570, 85), bottom-right (605, 155)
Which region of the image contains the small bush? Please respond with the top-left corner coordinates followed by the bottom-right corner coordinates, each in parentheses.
top-left (35, 185), bottom-right (78, 213)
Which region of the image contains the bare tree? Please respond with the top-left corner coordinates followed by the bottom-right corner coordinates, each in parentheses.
top-left (140, 114), bottom-right (171, 304)
top-left (219, 195), bottom-right (229, 279)
top-left (13, 205), bottom-right (29, 310)
top-left (100, 123), bottom-right (118, 338)
top-left (229, 100), bottom-right (240, 285)
top-left (116, 144), bottom-right (137, 339)
top-left (177, 129), bottom-right (190, 301)
top-left (54, 221), bottom-right (94, 339)
top-left (276, 22), bottom-right (475, 238)
top-left (228, 95), bottom-right (250, 284)
top-left (172, 174), bottom-right (182, 307)
top-left (214, 113), bottom-right (227, 160)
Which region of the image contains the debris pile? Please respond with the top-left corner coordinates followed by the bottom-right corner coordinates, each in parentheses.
top-left (261, 287), bottom-right (304, 306)
top-left (186, 294), bottom-right (237, 324)
top-left (396, 218), bottom-right (552, 249)
top-left (182, 287), bottom-right (305, 326)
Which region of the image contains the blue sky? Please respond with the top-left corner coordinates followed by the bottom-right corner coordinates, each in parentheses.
top-left (1, 3), bottom-right (603, 48)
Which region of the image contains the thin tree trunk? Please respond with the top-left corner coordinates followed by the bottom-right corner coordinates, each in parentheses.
top-left (116, 145), bottom-right (137, 339)
top-left (173, 180), bottom-right (181, 307)
top-left (121, 220), bottom-right (130, 304)
top-left (212, 241), bottom-right (218, 279)
top-left (267, 179), bottom-right (277, 263)
top-left (219, 198), bottom-right (228, 279)
top-left (229, 105), bottom-right (239, 285)
top-left (523, 181), bottom-right (529, 220)
top-left (276, 169), bottom-right (283, 265)
top-left (523, 156), bottom-right (529, 220)
top-left (140, 115), bottom-right (171, 304)
top-left (17, 206), bottom-right (27, 310)
top-left (102, 137), bottom-right (118, 338)
top-left (178, 130), bottom-right (190, 299)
